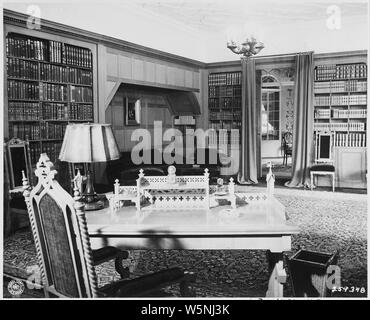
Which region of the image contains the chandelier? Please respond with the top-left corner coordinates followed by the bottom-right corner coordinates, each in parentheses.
top-left (227, 37), bottom-right (264, 57)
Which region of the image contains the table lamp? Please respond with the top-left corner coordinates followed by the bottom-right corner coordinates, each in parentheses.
top-left (59, 123), bottom-right (120, 210)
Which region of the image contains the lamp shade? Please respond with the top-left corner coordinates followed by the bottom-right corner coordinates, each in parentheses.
top-left (59, 123), bottom-right (120, 163)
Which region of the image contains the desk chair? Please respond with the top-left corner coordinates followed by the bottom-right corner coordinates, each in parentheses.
top-left (282, 132), bottom-right (293, 166)
top-left (310, 132), bottom-right (336, 192)
top-left (22, 153), bottom-right (195, 298)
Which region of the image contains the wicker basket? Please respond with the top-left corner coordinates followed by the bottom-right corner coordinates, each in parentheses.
top-left (288, 249), bottom-right (339, 297)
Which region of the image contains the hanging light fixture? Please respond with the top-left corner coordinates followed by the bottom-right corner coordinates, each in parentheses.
top-left (227, 36), bottom-right (264, 57)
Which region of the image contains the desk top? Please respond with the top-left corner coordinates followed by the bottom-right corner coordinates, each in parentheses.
top-left (86, 193), bottom-right (299, 237)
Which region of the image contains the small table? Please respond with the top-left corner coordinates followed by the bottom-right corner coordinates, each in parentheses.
top-left (87, 192), bottom-right (299, 297)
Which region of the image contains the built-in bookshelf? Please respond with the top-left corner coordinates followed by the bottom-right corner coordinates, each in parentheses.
top-left (6, 32), bottom-right (94, 165)
top-left (208, 72), bottom-right (242, 144)
top-left (313, 63), bottom-right (367, 147)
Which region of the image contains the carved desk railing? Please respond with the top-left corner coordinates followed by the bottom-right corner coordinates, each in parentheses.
top-left (111, 163), bottom-right (276, 212)
top-left (135, 166), bottom-right (210, 210)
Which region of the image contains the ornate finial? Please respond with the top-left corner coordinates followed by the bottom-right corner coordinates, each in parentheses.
top-left (34, 153), bottom-right (57, 188)
top-left (168, 165), bottom-right (176, 175)
top-left (227, 36), bottom-right (264, 58)
top-left (73, 179), bottom-right (85, 212)
top-left (266, 162), bottom-right (275, 195)
top-left (22, 170), bottom-right (31, 197)
top-left (138, 168), bottom-right (145, 178)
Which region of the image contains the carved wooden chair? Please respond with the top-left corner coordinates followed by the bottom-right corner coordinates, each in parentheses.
top-left (22, 153), bottom-right (195, 298)
top-left (281, 132), bottom-right (293, 166)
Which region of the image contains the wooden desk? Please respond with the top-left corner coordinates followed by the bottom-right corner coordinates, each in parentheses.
top-left (87, 193), bottom-right (299, 297)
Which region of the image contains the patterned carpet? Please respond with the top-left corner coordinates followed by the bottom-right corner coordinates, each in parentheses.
top-left (3, 186), bottom-right (367, 298)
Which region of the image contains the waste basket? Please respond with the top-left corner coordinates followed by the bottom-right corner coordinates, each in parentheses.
top-left (287, 249), bottom-right (339, 297)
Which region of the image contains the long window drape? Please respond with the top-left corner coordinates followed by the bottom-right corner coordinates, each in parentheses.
top-left (238, 57), bottom-right (258, 184)
top-left (285, 52), bottom-right (314, 188)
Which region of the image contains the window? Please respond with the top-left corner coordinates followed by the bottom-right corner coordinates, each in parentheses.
top-left (261, 76), bottom-right (280, 141)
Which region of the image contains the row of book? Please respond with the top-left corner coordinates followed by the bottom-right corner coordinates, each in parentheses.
top-left (8, 102), bottom-right (40, 121)
top-left (7, 35), bottom-right (93, 68)
top-left (331, 94), bottom-right (367, 106)
top-left (70, 85), bottom-right (93, 103)
top-left (315, 95), bottom-right (367, 106)
top-left (331, 109), bottom-right (367, 119)
top-left (315, 63), bottom-right (367, 81)
top-left (41, 142), bottom-right (63, 164)
top-left (314, 122), bottom-right (365, 132)
top-left (40, 83), bottom-right (67, 101)
top-left (40, 122), bottom-right (67, 140)
top-left (335, 133), bottom-right (366, 147)
top-left (209, 97), bottom-right (242, 109)
top-left (7, 58), bottom-right (38, 80)
top-left (314, 80), bottom-right (367, 93)
top-left (6, 36), bottom-right (47, 60)
top-left (41, 103), bottom-right (69, 120)
top-left (208, 72), bottom-right (242, 86)
top-left (28, 142), bottom-right (64, 165)
top-left (39, 64), bottom-right (93, 86)
top-left (49, 41), bottom-right (63, 63)
top-left (8, 80), bottom-right (39, 100)
top-left (9, 123), bottom-right (41, 140)
top-left (68, 68), bottom-right (93, 85)
top-left (207, 130), bottom-right (240, 146)
top-left (69, 104), bottom-right (94, 121)
top-left (64, 44), bottom-right (92, 68)
top-left (209, 121), bottom-right (241, 131)
top-left (209, 85), bottom-right (242, 97)
top-left (314, 109), bottom-right (330, 119)
top-left (29, 144), bottom-right (42, 165)
top-left (209, 111), bottom-right (242, 121)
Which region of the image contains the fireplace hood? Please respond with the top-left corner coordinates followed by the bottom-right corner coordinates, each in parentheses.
top-left (164, 91), bottom-right (201, 115)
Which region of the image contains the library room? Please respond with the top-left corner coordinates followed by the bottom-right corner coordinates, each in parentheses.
top-left (1, 0), bottom-right (368, 300)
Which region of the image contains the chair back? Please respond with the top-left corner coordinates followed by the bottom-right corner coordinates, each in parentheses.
top-left (282, 132), bottom-right (293, 150)
top-left (314, 132), bottom-right (334, 164)
top-left (23, 153), bottom-right (98, 298)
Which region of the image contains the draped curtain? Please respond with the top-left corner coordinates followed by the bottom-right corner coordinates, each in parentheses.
top-left (285, 52), bottom-right (314, 188)
top-left (238, 57), bottom-right (258, 184)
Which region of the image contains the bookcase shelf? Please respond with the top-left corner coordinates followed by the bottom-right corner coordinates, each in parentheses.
top-left (313, 62), bottom-right (367, 148)
top-left (6, 32), bottom-right (94, 165)
top-left (208, 71), bottom-right (242, 143)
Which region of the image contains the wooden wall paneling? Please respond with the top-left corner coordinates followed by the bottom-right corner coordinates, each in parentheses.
top-left (155, 63), bottom-right (167, 84)
top-left (167, 66), bottom-right (176, 86)
top-left (132, 58), bottom-right (145, 81)
top-left (185, 70), bottom-right (193, 88)
top-left (145, 61), bottom-right (156, 83)
top-left (106, 52), bottom-right (119, 78)
top-left (174, 67), bottom-right (185, 87)
top-left (118, 55), bottom-right (132, 79)
top-left (335, 147), bottom-right (367, 188)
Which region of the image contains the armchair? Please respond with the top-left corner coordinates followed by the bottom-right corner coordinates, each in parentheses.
top-left (22, 153), bottom-right (195, 297)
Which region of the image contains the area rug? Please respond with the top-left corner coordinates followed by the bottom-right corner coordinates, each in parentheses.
top-left (3, 186), bottom-right (367, 298)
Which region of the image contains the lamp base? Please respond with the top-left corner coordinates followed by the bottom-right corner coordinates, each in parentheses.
top-left (83, 199), bottom-right (104, 211)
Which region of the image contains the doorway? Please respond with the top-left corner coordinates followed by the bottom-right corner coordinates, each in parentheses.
top-left (260, 75), bottom-right (292, 179)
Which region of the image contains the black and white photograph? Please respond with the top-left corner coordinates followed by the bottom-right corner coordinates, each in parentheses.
top-left (0, 0), bottom-right (368, 305)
